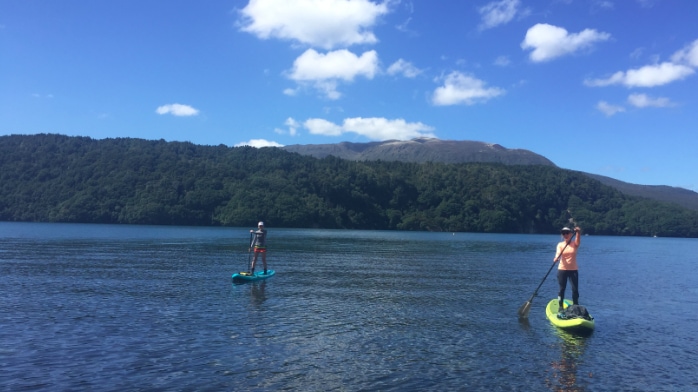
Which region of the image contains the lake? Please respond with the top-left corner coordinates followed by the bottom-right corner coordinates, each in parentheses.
top-left (1, 222), bottom-right (697, 391)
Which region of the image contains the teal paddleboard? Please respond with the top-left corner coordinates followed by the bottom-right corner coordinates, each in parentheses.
top-left (232, 269), bottom-right (275, 284)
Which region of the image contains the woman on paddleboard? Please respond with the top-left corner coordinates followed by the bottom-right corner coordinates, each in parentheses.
top-left (554, 226), bottom-right (581, 314)
top-left (250, 221), bottom-right (268, 275)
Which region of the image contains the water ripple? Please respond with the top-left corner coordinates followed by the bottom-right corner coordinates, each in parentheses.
top-left (1, 224), bottom-right (697, 391)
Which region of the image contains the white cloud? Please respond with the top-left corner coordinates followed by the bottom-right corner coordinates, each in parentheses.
top-left (478, 0), bottom-right (521, 30)
top-left (670, 39), bottom-right (698, 67)
top-left (387, 59), bottom-right (422, 78)
top-left (283, 87), bottom-right (298, 96)
top-left (235, 139), bottom-right (284, 148)
top-left (303, 117), bottom-right (435, 141)
top-left (287, 49), bottom-right (379, 99)
top-left (155, 103), bottom-right (199, 117)
top-left (304, 118), bottom-right (344, 136)
top-left (627, 93), bottom-right (674, 108)
top-left (238, 0), bottom-right (389, 50)
top-left (315, 81), bottom-right (343, 100)
top-left (585, 39), bottom-right (698, 89)
top-left (584, 62), bottom-right (694, 88)
top-left (285, 117), bottom-right (300, 135)
top-left (521, 23), bottom-right (610, 62)
top-left (596, 101), bottom-right (625, 116)
top-left (275, 117), bottom-right (300, 136)
top-left (289, 49), bottom-right (378, 81)
top-left (432, 72), bottom-right (505, 106)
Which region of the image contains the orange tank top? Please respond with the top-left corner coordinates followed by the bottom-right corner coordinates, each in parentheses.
top-left (556, 241), bottom-right (579, 270)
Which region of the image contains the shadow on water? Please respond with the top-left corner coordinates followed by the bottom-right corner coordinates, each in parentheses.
top-left (230, 280), bottom-right (269, 308)
top-left (250, 281), bottom-right (268, 307)
top-left (517, 316), bottom-right (531, 332)
top-left (546, 327), bottom-right (593, 392)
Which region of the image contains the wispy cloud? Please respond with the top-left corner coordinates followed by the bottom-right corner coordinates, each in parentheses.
top-left (670, 39), bottom-right (698, 67)
top-left (275, 117), bottom-right (301, 136)
top-left (586, 39), bottom-right (698, 88)
top-left (521, 23), bottom-right (610, 62)
top-left (155, 104), bottom-right (199, 117)
top-left (627, 93), bottom-right (674, 108)
top-left (432, 72), bottom-right (505, 106)
top-left (387, 59), bottom-right (422, 78)
top-left (584, 62), bottom-right (694, 88)
top-left (636, 0), bottom-right (657, 8)
top-left (303, 117), bottom-right (435, 141)
top-left (591, 0), bottom-right (614, 11)
top-left (595, 93), bottom-right (675, 117)
top-left (478, 0), bottom-right (523, 31)
top-left (596, 101), bottom-right (625, 116)
top-left (493, 55), bottom-right (511, 67)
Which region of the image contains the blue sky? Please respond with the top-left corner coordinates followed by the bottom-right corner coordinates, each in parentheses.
top-left (2, 0), bottom-right (697, 191)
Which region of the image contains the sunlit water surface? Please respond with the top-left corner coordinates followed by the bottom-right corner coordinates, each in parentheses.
top-left (1, 222), bottom-right (696, 391)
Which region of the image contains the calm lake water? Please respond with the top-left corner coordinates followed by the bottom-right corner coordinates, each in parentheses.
top-left (1, 222), bottom-right (697, 391)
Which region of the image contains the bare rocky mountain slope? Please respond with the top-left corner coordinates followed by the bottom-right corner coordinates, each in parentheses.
top-left (283, 138), bottom-right (698, 211)
top-left (283, 137), bottom-right (555, 166)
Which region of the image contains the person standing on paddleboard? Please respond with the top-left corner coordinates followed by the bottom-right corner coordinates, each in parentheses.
top-left (250, 221), bottom-right (268, 275)
top-left (554, 226), bottom-right (581, 314)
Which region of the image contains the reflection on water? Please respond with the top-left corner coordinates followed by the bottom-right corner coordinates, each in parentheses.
top-left (547, 328), bottom-right (592, 392)
top-left (2, 223), bottom-right (698, 391)
top-left (517, 316), bottom-right (531, 332)
top-left (250, 281), bottom-right (267, 307)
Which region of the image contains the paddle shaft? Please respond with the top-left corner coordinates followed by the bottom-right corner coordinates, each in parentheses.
top-left (518, 217), bottom-right (578, 318)
top-left (528, 231), bottom-right (577, 301)
top-left (247, 232), bottom-right (254, 272)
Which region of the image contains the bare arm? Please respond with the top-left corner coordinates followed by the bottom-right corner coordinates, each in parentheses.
top-left (574, 227), bottom-right (581, 247)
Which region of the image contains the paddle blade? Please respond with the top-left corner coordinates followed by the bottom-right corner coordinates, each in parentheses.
top-left (518, 300), bottom-right (532, 319)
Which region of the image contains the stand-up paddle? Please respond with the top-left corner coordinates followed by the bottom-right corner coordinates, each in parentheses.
top-left (518, 264), bottom-right (555, 319)
top-left (247, 232), bottom-right (253, 272)
top-left (518, 211), bottom-right (577, 319)
top-left (232, 231), bottom-right (276, 284)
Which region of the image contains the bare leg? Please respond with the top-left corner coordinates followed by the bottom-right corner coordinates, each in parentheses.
top-left (250, 253), bottom-right (258, 273)
top-left (262, 252), bottom-right (267, 273)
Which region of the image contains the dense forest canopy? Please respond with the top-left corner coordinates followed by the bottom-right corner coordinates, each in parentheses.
top-left (1, 134), bottom-right (697, 237)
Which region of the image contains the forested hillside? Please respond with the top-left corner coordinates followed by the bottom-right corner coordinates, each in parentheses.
top-left (284, 137), bottom-right (698, 211)
top-left (1, 134), bottom-right (697, 237)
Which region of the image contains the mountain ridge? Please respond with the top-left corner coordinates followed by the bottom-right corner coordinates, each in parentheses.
top-left (1, 133), bottom-right (696, 236)
top-left (283, 138), bottom-right (698, 211)
top-left (283, 137), bottom-right (556, 166)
